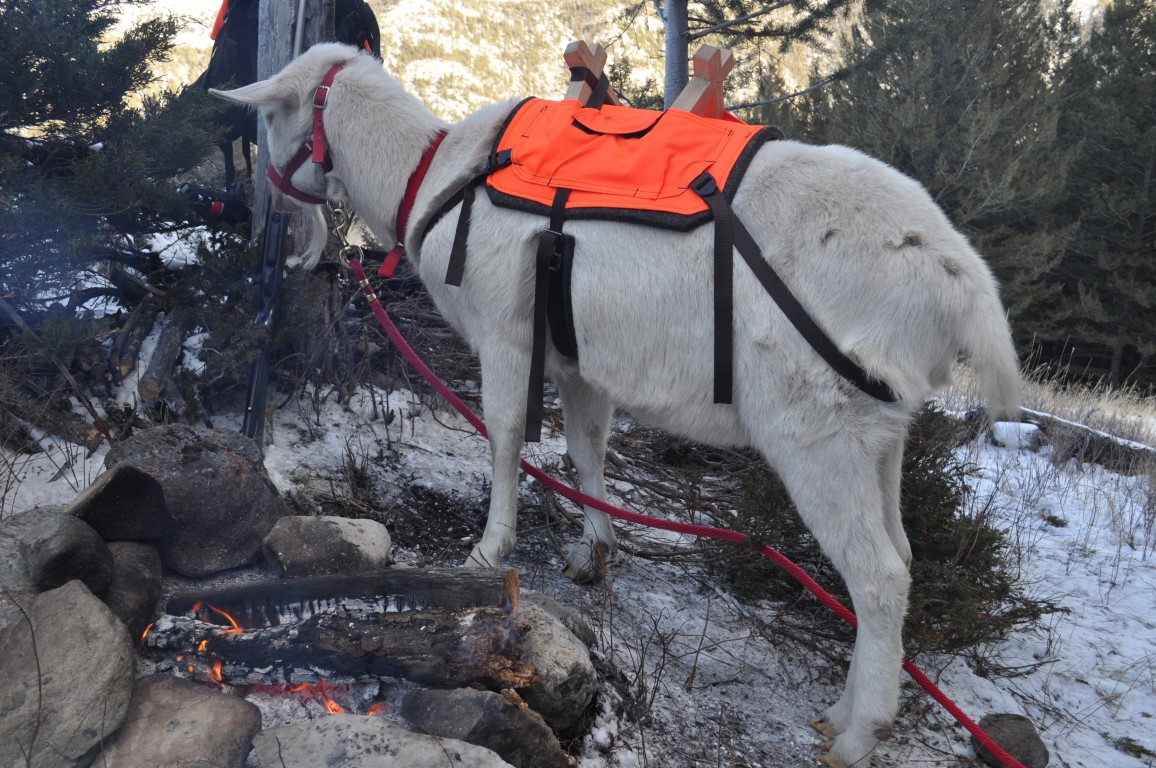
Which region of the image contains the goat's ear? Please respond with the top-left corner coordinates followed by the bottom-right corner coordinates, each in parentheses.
top-left (209, 78), bottom-right (297, 110)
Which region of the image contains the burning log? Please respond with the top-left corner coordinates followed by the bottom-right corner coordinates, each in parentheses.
top-left (143, 569), bottom-right (537, 692)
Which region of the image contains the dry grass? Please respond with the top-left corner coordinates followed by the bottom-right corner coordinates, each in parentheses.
top-left (940, 362), bottom-right (1156, 450)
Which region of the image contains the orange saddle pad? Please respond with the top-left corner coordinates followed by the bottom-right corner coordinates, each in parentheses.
top-left (486, 98), bottom-right (775, 228)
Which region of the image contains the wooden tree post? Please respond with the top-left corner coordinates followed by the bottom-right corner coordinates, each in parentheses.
top-left (252, 0), bottom-right (331, 227)
top-left (670, 45), bottom-right (734, 119)
top-left (562, 41), bottom-right (621, 107)
top-left (245, 0), bottom-right (332, 442)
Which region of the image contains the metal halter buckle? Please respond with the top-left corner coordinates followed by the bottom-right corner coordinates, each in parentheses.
top-left (328, 203), bottom-right (363, 268)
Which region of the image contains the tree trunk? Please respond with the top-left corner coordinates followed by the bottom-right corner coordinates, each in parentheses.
top-left (662, 0), bottom-right (690, 108)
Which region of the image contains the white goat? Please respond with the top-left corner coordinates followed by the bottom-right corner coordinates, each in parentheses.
top-left (213, 43), bottom-right (1020, 768)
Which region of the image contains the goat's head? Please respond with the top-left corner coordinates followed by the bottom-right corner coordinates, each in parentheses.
top-left (210, 43), bottom-right (364, 269)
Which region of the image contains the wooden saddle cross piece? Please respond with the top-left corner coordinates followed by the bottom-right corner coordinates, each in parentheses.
top-left (562, 40), bottom-right (734, 118)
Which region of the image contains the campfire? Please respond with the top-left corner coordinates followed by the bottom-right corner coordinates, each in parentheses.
top-left (141, 569), bottom-right (536, 719)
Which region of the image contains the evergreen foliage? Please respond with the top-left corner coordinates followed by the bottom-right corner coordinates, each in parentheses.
top-left (716, 406), bottom-right (1055, 658)
top-left (1051, 0), bottom-right (1156, 385)
top-left (789, 0), bottom-right (1075, 358)
top-left (0, 0), bottom-right (219, 315)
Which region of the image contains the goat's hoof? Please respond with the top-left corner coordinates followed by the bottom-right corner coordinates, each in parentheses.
top-left (810, 717), bottom-right (840, 740)
top-left (562, 540), bottom-right (610, 584)
top-left (465, 547), bottom-right (500, 569)
top-left (816, 753), bottom-right (847, 768)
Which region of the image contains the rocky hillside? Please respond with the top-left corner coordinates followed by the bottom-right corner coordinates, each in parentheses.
top-left (127, 0), bottom-right (663, 118)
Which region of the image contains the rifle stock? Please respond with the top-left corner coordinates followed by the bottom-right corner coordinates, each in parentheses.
top-left (242, 204), bottom-right (289, 442)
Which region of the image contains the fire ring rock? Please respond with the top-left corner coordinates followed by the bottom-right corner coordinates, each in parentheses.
top-left (247, 714), bottom-right (516, 768)
top-left (96, 674), bottom-right (262, 768)
top-left (104, 424), bottom-right (288, 577)
top-left (0, 580), bottom-right (135, 768)
top-left (263, 515), bottom-right (392, 577)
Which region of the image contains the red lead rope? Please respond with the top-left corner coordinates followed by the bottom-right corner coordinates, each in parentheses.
top-left (348, 259), bottom-right (1027, 768)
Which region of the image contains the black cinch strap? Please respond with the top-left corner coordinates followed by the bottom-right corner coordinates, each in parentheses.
top-left (568, 65), bottom-right (612, 109)
top-left (690, 172), bottom-right (899, 404)
top-left (526, 188), bottom-right (572, 442)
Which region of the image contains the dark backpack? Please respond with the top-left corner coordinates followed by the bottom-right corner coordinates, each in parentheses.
top-left (194, 0), bottom-right (381, 189)
top-left (336, 0), bottom-right (381, 59)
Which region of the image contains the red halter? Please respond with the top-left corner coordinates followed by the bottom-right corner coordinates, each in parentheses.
top-left (266, 61), bottom-right (448, 277)
top-left (266, 63), bottom-right (346, 205)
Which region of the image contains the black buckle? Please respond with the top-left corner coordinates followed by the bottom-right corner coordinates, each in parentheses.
top-left (691, 172), bottom-right (719, 197)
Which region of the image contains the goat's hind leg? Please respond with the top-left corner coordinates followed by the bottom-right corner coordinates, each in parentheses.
top-left (762, 433), bottom-right (910, 768)
top-left (554, 372), bottom-right (616, 583)
top-left (812, 428), bottom-right (909, 744)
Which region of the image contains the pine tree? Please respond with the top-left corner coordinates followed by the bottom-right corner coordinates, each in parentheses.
top-left (0, 0), bottom-right (219, 318)
top-left (793, 0), bottom-right (1075, 355)
top-left (1053, 0), bottom-right (1156, 385)
top-left (650, 0), bottom-right (887, 106)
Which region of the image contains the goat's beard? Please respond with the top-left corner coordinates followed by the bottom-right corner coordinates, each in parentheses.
top-left (289, 204), bottom-right (328, 271)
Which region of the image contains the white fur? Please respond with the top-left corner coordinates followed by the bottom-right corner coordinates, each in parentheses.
top-left (213, 43), bottom-right (1021, 767)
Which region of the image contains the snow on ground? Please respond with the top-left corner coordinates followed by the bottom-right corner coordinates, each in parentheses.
top-left (3, 379), bottom-right (1154, 766)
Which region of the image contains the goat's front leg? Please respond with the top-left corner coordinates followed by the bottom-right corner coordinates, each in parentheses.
top-left (466, 340), bottom-right (531, 569)
top-left (555, 371), bottom-right (616, 583)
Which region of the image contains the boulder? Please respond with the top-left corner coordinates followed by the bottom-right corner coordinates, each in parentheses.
top-left (102, 542), bottom-right (163, 639)
top-left (0, 581), bottom-right (135, 768)
top-left (0, 513), bottom-right (37, 631)
top-left (17, 506), bottom-right (113, 594)
top-left (247, 714), bottom-right (515, 768)
top-left (96, 674), bottom-right (261, 768)
top-left (263, 516), bottom-right (391, 577)
top-left (517, 603), bottom-right (598, 732)
top-left (972, 713), bottom-right (1050, 768)
top-left (402, 688), bottom-right (569, 768)
top-left (66, 463), bottom-right (173, 541)
top-left (104, 425), bottom-right (288, 577)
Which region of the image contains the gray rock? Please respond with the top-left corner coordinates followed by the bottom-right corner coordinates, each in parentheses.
top-left (401, 688), bottom-right (570, 768)
top-left (0, 513), bottom-right (37, 631)
top-left (66, 463), bottom-right (174, 541)
top-left (104, 425), bottom-right (287, 577)
top-left (262, 516), bottom-right (391, 577)
top-left (96, 674), bottom-right (261, 768)
top-left (517, 603), bottom-right (598, 732)
top-left (521, 592), bottom-right (596, 649)
top-left (972, 713), bottom-right (1050, 768)
top-left (0, 580), bottom-right (135, 768)
top-left (102, 542), bottom-right (163, 639)
top-left (247, 714), bottom-right (515, 768)
top-left (18, 506), bottom-right (113, 594)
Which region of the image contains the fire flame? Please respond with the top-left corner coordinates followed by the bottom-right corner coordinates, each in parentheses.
top-left (244, 680), bottom-right (353, 714)
top-left (198, 639), bottom-right (209, 653)
top-left (139, 622), bottom-right (154, 648)
top-left (205, 603), bottom-right (244, 634)
top-left (209, 659), bottom-right (224, 686)
top-left (366, 702), bottom-right (389, 716)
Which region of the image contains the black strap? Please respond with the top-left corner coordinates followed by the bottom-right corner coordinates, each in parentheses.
top-left (570, 65), bottom-right (612, 109)
top-left (444, 183), bottom-right (474, 286)
top-left (690, 172), bottom-right (899, 404)
top-left (690, 174), bottom-right (734, 403)
top-left (439, 153), bottom-right (513, 286)
top-left (586, 73), bottom-right (612, 109)
top-left (526, 188), bottom-right (571, 442)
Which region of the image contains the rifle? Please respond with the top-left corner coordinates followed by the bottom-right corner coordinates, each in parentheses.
top-left (241, 204), bottom-right (289, 441)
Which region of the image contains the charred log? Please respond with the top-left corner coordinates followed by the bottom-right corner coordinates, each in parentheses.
top-left (147, 569), bottom-right (537, 691)
top-left (144, 606), bottom-right (535, 691)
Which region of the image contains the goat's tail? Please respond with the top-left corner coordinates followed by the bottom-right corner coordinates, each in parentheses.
top-left (962, 288), bottom-right (1021, 423)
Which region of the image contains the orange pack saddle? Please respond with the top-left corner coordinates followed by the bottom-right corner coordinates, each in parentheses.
top-left (420, 97), bottom-right (896, 441)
